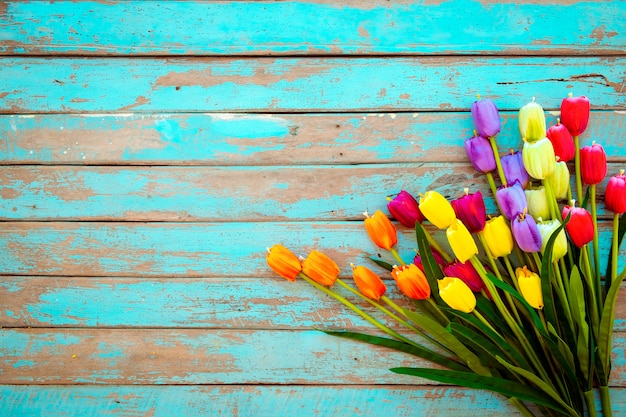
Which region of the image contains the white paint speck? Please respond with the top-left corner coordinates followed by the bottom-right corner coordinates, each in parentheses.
top-left (29, 150), bottom-right (33, 154)
top-left (62, 151), bottom-right (67, 154)
top-left (390, 114), bottom-right (397, 119)
top-left (413, 113), bottom-right (419, 118)
top-left (82, 155), bottom-right (86, 160)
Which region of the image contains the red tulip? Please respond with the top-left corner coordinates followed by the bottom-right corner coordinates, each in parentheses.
top-left (580, 143), bottom-right (607, 185)
top-left (444, 261), bottom-right (484, 292)
top-left (562, 205), bottom-right (594, 248)
top-left (560, 94), bottom-right (590, 137)
top-left (546, 119), bottom-right (575, 162)
top-left (605, 170), bottom-right (626, 215)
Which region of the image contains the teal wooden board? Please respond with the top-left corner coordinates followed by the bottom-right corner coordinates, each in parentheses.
top-left (2, 1), bottom-right (624, 56)
top-left (1, 329), bottom-right (625, 385)
top-left (1, 222), bottom-right (624, 277)
top-left (0, 385), bottom-right (561, 417)
top-left (2, 57), bottom-right (625, 112)
top-left (2, 111), bottom-right (624, 165)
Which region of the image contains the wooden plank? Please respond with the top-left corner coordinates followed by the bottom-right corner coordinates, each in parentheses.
top-left (2, 57), bottom-right (625, 113)
top-left (2, 111), bottom-right (624, 165)
top-left (1, 328), bottom-right (625, 386)
top-left (2, 163), bottom-right (624, 222)
top-left (1, 1), bottom-right (624, 56)
top-left (1, 222), bottom-right (624, 277)
top-left (2, 277), bottom-right (625, 332)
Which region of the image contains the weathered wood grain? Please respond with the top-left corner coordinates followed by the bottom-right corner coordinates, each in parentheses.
top-left (1, 329), bottom-right (625, 386)
top-left (1, 1), bottom-right (624, 56)
top-left (1, 222), bottom-right (624, 277)
top-left (2, 277), bottom-right (625, 332)
top-left (2, 112), bottom-right (624, 165)
top-left (2, 58), bottom-right (625, 113)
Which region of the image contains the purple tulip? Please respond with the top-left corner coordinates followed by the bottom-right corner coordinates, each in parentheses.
top-left (451, 190), bottom-right (487, 233)
top-left (387, 190), bottom-right (425, 228)
top-left (464, 135), bottom-right (496, 173)
top-left (501, 151), bottom-right (530, 189)
top-left (471, 98), bottom-right (501, 138)
top-left (496, 180), bottom-right (527, 220)
top-left (511, 210), bottom-right (542, 253)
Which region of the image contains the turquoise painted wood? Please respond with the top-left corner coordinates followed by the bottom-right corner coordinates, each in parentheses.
top-left (1, 57), bottom-right (625, 113)
top-left (1, 1), bottom-right (624, 56)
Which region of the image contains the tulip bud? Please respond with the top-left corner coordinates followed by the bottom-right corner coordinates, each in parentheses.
top-left (387, 190), bottom-right (425, 228)
top-left (501, 150), bottom-right (530, 189)
top-left (525, 186), bottom-right (550, 221)
top-left (580, 142), bottom-right (607, 185)
top-left (522, 137), bottom-right (556, 180)
top-left (438, 277), bottom-right (477, 313)
top-left (562, 204), bottom-right (594, 248)
top-left (364, 210), bottom-right (398, 250)
top-left (546, 161), bottom-right (570, 200)
top-left (351, 264), bottom-right (387, 300)
top-left (560, 94), bottom-right (590, 137)
top-left (511, 209), bottom-right (542, 253)
top-left (496, 180), bottom-right (527, 220)
top-left (451, 189), bottom-right (487, 233)
top-left (483, 215), bottom-right (514, 258)
top-left (446, 219), bottom-right (479, 263)
top-left (605, 170), bottom-right (626, 215)
top-left (519, 98), bottom-right (546, 142)
top-left (419, 191), bottom-right (456, 229)
top-left (301, 250), bottom-right (341, 287)
top-left (516, 266), bottom-right (543, 309)
top-left (536, 219), bottom-right (568, 263)
top-left (464, 134), bottom-right (497, 173)
top-left (471, 97), bottom-right (501, 138)
top-left (546, 119), bottom-right (575, 162)
top-left (392, 264), bottom-right (431, 300)
top-left (266, 244), bottom-right (302, 282)
top-left (444, 261), bottom-right (484, 292)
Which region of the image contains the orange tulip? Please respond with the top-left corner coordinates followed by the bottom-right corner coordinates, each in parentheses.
top-left (391, 264), bottom-right (431, 300)
top-left (301, 250), bottom-right (341, 287)
top-left (351, 264), bottom-right (387, 300)
top-left (266, 244), bottom-right (302, 282)
top-left (364, 210), bottom-right (398, 250)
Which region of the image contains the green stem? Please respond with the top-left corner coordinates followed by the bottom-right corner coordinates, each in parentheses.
top-left (390, 247), bottom-right (406, 266)
top-left (472, 310), bottom-right (498, 334)
top-left (590, 184), bottom-right (601, 288)
top-left (580, 246), bottom-right (600, 335)
top-left (574, 135), bottom-right (583, 202)
top-left (600, 385), bottom-right (613, 417)
top-left (508, 397), bottom-right (536, 417)
top-left (489, 136), bottom-right (507, 185)
top-left (423, 229), bottom-right (452, 263)
top-left (610, 213), bottom-right (619, 292)
top-left (504, 256), bottom-right (521, 293)
top-left (542, 178), bottom-right (560, 221)
top-left (583, 390), bottom-right (599, 417)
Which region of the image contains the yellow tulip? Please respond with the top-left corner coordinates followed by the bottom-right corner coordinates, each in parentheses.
top-left (446, 219), bottom-right (478, 263)
top-left (522, 138), bottom-right (556, 180)
top-left (547, 161), bottom-right (570, 200)
top-left (536, 219), bottom-right (568, 263)
top-left (438, 277), bottom-right (476, 313)
top-left (516, 266), bottom-right (543, 309)
top-left (518, 98), bottom-right (546, 142)
top-left (525, 187), bottom-right (550, 221)
top-left (419, 191), bottom-right (456, 229)
top-left (482, 215), bottom-right (514, 258)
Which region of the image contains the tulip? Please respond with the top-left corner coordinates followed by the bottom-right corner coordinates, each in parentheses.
top-left (522, 137), bottom-right (556, 180)
top-left (511, 209), bottom-right (542, 253)
top-left (516, 266), bottom-right (543, 309)
top-left (446, 219), bottom-right (479, 263)
top-left (605, 170), bottom-right (626, 214)
top-left (546, 161), bottom-right (570, 200)
top-left (392, 264), bottom-right (431, 300)
top-left (364, 210), bottom-right (398, 250)
top-left (471, 97), bottom-right (501, 138)
top-left (266, 244), bottom-right (302, 282)
top-left (580, 142), bottom-right (607, 185)
top-left (301, 250), bottom-right (340, 287)
top-left (351, 264), bottom-right (387, 300)
top-left (451, 189), bottom-right (486, 233)
top-left (438, 277), bottom-right (476, 313)
top-left (387, 190), bottom-right (425, 228)
top-left (525, 186), bottom-right (550, 221)
top-left (546, 119), bottom-right (575, 162)
top-left (501, 150), bottom-right (530, 189)
top-left (483, 215), bottom-right (514, 258)
top-left (414, 247), bottom-right (446, 272)
top-left (444, 261), bottom-right (484, 292)
top-left (536, 219), bottom-right (568, 262)
top-left (464, 134), bottom-right (497, 173)
top-left (496, 180), bottom-right (527, 220)
top-left (560, 94), bottom-right (590, 137)
top-left (562, 204), bottom-right (594, 248)
top-left (518, 98), bottom-right (546, 142)
top-left (419, 191), bottom-right (456, 229)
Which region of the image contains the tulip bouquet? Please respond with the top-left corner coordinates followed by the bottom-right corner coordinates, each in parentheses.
top-left (266, 95), bottom-right (625, 417)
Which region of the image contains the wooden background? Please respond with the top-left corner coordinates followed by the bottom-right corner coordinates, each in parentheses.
top-left (1, 1), bottom-right (625, 415)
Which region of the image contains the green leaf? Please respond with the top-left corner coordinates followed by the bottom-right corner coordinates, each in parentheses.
top-left (414, 223), bottom-right (443, 302)
top-left (569, 266), bottom-right (591, 386)
top-left (369, 257), bottom-right (394, 271)
top-left (605, 212), bottom-right (626, 293)
top-left (323, 330), bottom-right (468, 372)
top-left (390, 367), bottom-right (569, 415)
top-left (597, 269), bottom-right (626, 382)
top-left (540, 214), bottom-right (570, 326)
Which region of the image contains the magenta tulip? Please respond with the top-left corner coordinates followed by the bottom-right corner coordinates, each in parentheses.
top-left (387, 190), bottom-right (425, 227)
top-left (451, 190), bottom-right (487, 233)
